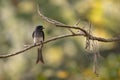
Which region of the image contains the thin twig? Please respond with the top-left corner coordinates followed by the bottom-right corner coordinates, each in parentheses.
top-left (85, 22), bottom-right (92, 49)
top-left (69, 19), bottom-right (81, 34)
top-left (93, 52), bottom-right (99, 76)
top-left (75, 19), bottom-right (81, 26)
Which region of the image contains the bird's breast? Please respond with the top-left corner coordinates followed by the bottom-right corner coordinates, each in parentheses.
top-left (34, 37), bottom-right (43, 44)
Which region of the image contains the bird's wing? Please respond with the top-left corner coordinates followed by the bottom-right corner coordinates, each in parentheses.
top-left (42, 31), bottom-right (45, 41)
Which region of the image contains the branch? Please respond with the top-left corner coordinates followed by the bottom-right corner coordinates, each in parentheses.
top-left (37, 6), bottom-right (120, 42)
top-left (55, 25), bottom-right (120, 42)
top-left (0, 33), bottom-right (81, 58)
top-left (0, 5), bottom-right (120, 60)
top-left (0, 28), bottom-right (119, 58)
top-left (37, 5), bottom-right (74, 34)
top-left (37, 4), bottom-right (120, 76)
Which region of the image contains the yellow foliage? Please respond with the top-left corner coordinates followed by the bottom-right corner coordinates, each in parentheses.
top-left (18, 1), bottom-right (34, 13)
top-left (45, 47), bottom-right (63, 66)
top-left (88, 0), bottom-right (104, 25)
top-left (56, 70), bottom-right (69, 79)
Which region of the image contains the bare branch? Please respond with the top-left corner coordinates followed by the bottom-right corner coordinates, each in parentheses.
top-left (0, 33), bottom-right (81, 58)
top-left (0, 5), bottom-right (119, 60)
top-left (55, 25), bottom-right (120, 42)
top-left (0, 24), bottom-right (119, 58)
top-left (37, 6), bottom-right (64, 25)
top-left (37, 5), bottom-right (74, 34)
top-left (37, 7), bottom-right (120, 42)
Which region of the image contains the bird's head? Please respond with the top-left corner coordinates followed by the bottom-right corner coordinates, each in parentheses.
top-left (35, 25), bottom-right (44, 31)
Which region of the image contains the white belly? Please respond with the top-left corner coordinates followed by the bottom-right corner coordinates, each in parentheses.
top-left (34, 37), bottom-right (43, 44)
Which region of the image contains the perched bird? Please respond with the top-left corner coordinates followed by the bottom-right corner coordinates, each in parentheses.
top-left (32, 25), bottom-right (45, 64)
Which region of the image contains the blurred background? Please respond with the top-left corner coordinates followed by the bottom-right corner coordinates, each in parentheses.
top-left (0, 0), bottom-right (120, 80)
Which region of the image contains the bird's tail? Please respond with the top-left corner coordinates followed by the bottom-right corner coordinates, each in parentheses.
top-left (36, 45), bottom-right (44, 64)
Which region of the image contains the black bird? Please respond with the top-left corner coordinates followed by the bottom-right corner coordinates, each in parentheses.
top-left (32, 25), bottom-right (45, 64)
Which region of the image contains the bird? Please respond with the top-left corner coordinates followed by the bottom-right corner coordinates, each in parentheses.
top-left (32, 25), bottom-right (45, 64)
